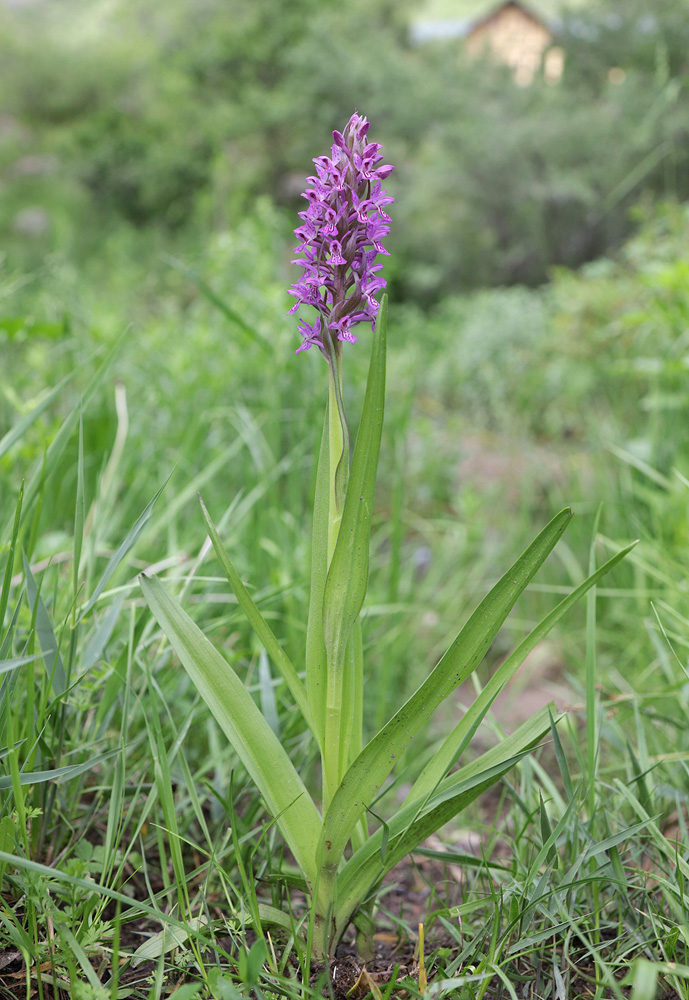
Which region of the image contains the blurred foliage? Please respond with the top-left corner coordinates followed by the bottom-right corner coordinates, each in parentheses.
top-left (393, 199), bottom-right (689, 561)
top-left (410, 200), bottom-right (689, 455)
top-left (1, 0), bottom-right (689, 300)
top-left (560, 0), bottom-right (689, 86)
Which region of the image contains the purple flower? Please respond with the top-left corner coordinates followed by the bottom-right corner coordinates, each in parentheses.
top-left (288, 112), bottom-right (394, 357)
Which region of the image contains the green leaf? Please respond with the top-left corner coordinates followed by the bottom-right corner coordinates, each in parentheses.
top-left (327, 354), bottom-right (350, 553)
top-left (207, 971), bottom-right (248, 1000)
top-left (320, 508), bottom-right (571, 871)
top-left (94, 610), bottom-right (147, 732)
top-left (583, 817), bottom-right (657, 859)
top-left (524, 791), bottom-right (579, 883)
top-left (23, 552), bottom-right (66, 695)
top-left (55, 925), bottom-right (103, 993)
top-left (139, 573), bottom-right (321, 889)
top-left (0, 816), bottom-right (16, 853)
top-left (0, 849), bottom-right (212, 943)
top-left (341, 619), bottom-right (364, 777)
top-left (73, 409), bottom-right (85, 605)
top-left (13, 331), bottom-right (125, 535)
top-left (0, 651), bottom-right (51, 677)
top-left (334, 706), bottom-right (554, 934)
top-left (304, 403), bottom-right (330, 746)
top-left (0, 372), bottom-right (74, 463)
top-left (0, 815), bottom-right (15, 887)
top-left (407, 539), bottom-right (636, 804)
top-left (199, 497), bottom-right (313, 735)
top-left (159, 987), bottom-right (203, 1000)
top-left (81, 592), bottom-right (126, 672)
top-left (549, 708), bottom-right (574, 803)
top-left (539, 793), bottom-right (557, 866)
top-left (0, 747), bottom-right (120, 789)
top-left (411, 846), bottom-right (506, 870)
top-left (627, 959), bottom-right (660, 1000)
top-left (132, 917), bottom-right (206, 967)
top-left (0, 484), bottom-right (23, 637)
top-left (163, 254), bottom-right (272, 352)
top-left (320, 299), bottom-right (386, 802)
top-left (238, 939), bottom-right (267, 987)
top-left (507, 920), bottom-right (572, 955)
top-left (258, 649), bottom-right (280, 738)
top-left (0, 598), bottom-right (22, 661)
top-left (322, 298), bottom-right (386, 683)
top-left (78, 479), bottom-right (168, 621)
top-left (0, 315), bottom-right (67, 340)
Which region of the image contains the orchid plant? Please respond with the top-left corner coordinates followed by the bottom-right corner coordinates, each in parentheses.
top-left (140, 112), bottom-right (633, 961)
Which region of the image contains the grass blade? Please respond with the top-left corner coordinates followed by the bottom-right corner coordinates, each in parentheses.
top-left (0, 747), bottom-right (120, 788)
top-left (13, 331), bottom-right (125, 535)
top-left (72, 409), bottom-right (85, 609)
top-left (0, 651), bottom-right (49, 677)
top-left (23, 552), bottom-right (66, 695)
top-left (586, 505), bottom-right (602, 819)
top-left (199, 496), bottom-right (313, 734)
top-left (79, 479), bottom-right (168, 621)
top-left (163, 254), bottom-right (271, 351)
top-left (0, 484), bottom-right (23, 636)
top-left (0, 372), bottom-right (75, 463)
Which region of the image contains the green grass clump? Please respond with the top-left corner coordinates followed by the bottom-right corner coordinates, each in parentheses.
top-left (1, 201), bottom-right (689, 996)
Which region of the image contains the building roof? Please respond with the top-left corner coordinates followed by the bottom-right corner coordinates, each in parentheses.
top-left (411, 0), bottom-right (559, 45)
top-left (414, 0), bottom-right (587, 18)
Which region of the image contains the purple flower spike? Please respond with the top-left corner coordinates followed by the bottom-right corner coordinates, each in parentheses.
top-left (288, 111), bottom-right (394, 358)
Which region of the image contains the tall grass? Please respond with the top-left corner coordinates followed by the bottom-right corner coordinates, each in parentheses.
top-left (0, 201), bottom-right (688, 996)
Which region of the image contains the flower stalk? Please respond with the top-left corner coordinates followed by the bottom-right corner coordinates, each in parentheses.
top-left (290, 112), bottom-right (394, 816)
top-left (327, 357), bottom-right (348, 566)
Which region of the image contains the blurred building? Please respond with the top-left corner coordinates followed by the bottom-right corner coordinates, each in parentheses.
top-left (411, 0), bottom-right (565, 85)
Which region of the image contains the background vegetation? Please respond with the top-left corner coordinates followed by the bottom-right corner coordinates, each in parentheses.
top-left (1, 0), bottom-right (689, 996)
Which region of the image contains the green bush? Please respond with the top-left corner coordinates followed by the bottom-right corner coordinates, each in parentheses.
top-left (3, 0), bottom-right (689, 299)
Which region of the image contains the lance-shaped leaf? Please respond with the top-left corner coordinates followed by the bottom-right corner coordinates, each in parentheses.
top-left (304, 405), bottom-right (330, 746)
top-left (408, 538), bottom-right (637, 804)
top-left (319, 508), bottom-right (571, 871)
top-left (340, 619), bottom-right (364, 777)
top-left (320, 300), bottom-right (386, 804)
top-left (140, 573), bottom-right (321, 889)
top-left (199, 497), bottom-right (314, 736)
top-left (333, 706), bottom-right (554, 935)
top-left (321, 299), bottom-right (386, 678)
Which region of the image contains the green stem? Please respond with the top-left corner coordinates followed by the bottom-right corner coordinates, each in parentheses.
top-left (314, 861), bottom-right (338, 958)
top-left (586, 504), bottom-right (602, 824)
top-left (326, 354), bottom-right (349, 564)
